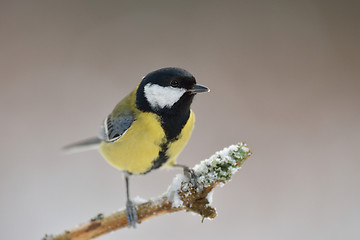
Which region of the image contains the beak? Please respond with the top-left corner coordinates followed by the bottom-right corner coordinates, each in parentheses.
top-left (187, 84), bottom-right (210, 94)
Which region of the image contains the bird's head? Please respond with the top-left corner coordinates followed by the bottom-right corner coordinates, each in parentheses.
top-left (136, 67), bottom-right (209, 115)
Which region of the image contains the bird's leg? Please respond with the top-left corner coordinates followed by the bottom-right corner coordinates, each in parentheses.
top-left (124, 174), bottom-right (138, 228)
top-left (173, 164), bottom-right (202, 191)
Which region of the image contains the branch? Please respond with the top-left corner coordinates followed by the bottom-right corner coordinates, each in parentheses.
top-left (45, 142), bottom-right (252, 240)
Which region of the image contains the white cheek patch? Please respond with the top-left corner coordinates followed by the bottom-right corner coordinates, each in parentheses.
top-left (144, 83), bottom-right (186, 109)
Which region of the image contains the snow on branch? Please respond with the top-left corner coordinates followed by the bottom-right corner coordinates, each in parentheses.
top-left (45, 142), bottom-right (252, 240)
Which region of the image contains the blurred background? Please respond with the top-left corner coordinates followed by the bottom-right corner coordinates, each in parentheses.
top-left (1, 1), bottom-right (359, 239)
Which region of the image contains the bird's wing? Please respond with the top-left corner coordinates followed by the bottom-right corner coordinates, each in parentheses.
top-left (99, 113), bottom-right (134, 142)
top-left (63, 113), bottom-right (134, 153)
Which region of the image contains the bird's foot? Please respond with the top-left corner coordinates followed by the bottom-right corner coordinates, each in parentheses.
top-left (126, 200), bottom-right (138, 228)
top-left (175, 164), bottom-right (203, 192)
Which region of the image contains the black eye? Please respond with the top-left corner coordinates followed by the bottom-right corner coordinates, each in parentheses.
top-left (170, 80), bottom-right (179, 87)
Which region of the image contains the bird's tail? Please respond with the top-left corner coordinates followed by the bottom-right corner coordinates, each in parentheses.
top-left (63, 137), bottom-right (102, 154)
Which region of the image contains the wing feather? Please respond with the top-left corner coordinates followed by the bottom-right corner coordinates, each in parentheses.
top-left (99, 114), bottom-right (134, 142)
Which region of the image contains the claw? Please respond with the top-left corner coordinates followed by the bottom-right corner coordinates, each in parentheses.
top-left (126, 200), bottom-right (138, 228)
top-left (174, 164), bottom-right (203, 192)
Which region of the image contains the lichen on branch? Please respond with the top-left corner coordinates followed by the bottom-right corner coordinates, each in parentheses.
top-left (47, 142), bottom-right (252, 240)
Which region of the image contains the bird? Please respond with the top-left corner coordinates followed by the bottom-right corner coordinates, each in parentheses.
top-left (64, 67), bottom-right (209, 227)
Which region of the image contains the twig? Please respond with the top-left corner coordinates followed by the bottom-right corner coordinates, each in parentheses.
top-left (45, 142), bottom-right (252, 240)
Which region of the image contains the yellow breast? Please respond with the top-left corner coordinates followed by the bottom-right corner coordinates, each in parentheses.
top-left (99, 111), bottom-right (165, 174)
top-left (99, 110), bottom-right (195, 174)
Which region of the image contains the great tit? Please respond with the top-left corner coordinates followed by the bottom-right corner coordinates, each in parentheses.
top-left (64, 67), bottom-right (209, 227)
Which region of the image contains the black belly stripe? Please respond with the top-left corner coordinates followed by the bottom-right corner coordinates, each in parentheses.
top-left (146, 110), bottom-right (190, 172)
top-left (149, 142), bottom-right (169, 172)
